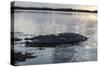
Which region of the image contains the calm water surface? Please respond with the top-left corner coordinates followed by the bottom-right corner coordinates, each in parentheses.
top-left (12, 10), bottom-right (97, 65)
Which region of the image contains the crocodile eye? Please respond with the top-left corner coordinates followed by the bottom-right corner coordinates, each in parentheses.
top-left (83, 37), bottom-right (87, 41)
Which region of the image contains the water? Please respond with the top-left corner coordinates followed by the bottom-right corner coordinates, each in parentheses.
top-left (12, 10), bottom-right (97, 65)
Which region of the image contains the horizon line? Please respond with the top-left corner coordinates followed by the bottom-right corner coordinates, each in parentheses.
top-left (11, 6), bottom-right (97, 13)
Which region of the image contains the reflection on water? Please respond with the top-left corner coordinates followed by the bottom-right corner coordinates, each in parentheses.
top-left (12, 10), bottom-right (97, 65)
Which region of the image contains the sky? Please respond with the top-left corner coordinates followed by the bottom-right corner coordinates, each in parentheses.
top-left (13, 1), bottom-right (97, 11)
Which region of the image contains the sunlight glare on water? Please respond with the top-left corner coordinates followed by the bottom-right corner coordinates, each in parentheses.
top-left (13, 10), bottom-right (97, 65)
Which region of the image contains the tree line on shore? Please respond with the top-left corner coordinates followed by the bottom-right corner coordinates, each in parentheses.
top-left (11, 6), bottom-right (97, 13)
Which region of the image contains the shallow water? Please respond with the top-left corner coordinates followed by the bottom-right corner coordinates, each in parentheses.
top-left (12, 10), bottom-right (97, 65)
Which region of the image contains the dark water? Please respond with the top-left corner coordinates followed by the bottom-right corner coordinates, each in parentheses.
top-left (12, 10), bottom-right (97, 65)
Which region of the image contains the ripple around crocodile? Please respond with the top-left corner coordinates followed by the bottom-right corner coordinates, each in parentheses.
top-left (11, 50), bottom-right (37, 65)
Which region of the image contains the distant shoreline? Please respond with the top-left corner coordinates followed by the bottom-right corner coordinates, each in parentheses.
top-left (11, 6), bottom-right (97, 13)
